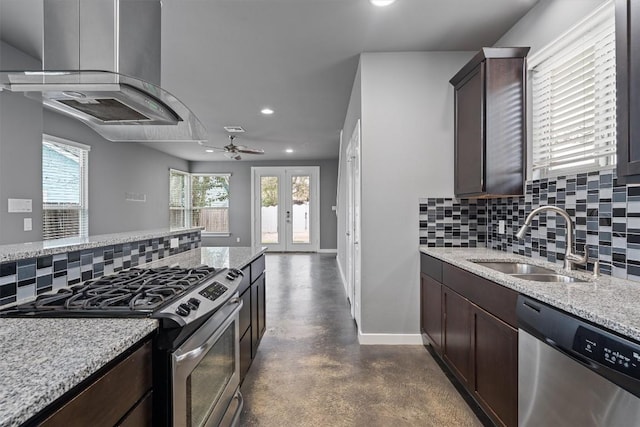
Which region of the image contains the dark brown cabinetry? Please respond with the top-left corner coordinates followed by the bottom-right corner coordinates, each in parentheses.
top-left (616, 0), bottom-right (640, 182)
top-left (420, 253), bottom-right (518, 427)
top-left (238, 254), bottom-right (266, 383)
top-left (40, 339), bottom-right (153, 427)
top-left (450, 47), bottom-right (529, 198)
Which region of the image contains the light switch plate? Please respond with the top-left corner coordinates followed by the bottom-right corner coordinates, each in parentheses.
top-left (498, 220), bottom-right (506, 235)
top-left (24, 218), bottom-right (32, 231)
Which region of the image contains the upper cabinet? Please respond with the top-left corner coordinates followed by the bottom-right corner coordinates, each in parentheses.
top-left (450, 48), bottom-right (529, 198)
top-left (616, 0), bottom-right (640, 182)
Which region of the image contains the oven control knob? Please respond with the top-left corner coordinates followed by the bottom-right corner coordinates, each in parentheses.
top-left (176, 303), bottom-right (191, 316)
top-left (226, 273), bottom-right (235, 280)
top-left (187, 298), bottom-right (201, 310)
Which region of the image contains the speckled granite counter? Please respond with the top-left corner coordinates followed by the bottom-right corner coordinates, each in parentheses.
top-left (420, 247), bottom-right (640, 342)
top-left (0, 227), bottom-right (202, 263)
top-left (0, 318), bottom-right (157, 427)
top-left (141, 246), bottom-right (267, 270)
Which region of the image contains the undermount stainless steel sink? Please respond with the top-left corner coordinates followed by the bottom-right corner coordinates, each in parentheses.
top-left (473, 261), bottom-right (588, 283)
top-left (510, 273), bottom-right (587, 283)
top-left (474, 261), bottom-right (556, 275)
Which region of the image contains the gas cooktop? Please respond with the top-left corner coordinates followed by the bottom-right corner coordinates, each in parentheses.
top-left (0, 266), bottom-right (244, 325)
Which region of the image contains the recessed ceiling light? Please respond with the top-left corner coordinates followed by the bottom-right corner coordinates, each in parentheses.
top-left (205, 149), bottom-right (214, 153)
top-left (261, 107), bottom-right (274, 115)
top-left (285, 148), bottom-right (293, 153)
top-left (370, 0), bottom-right (396, 6)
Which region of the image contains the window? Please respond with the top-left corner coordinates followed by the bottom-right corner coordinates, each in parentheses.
top-left (170, 169), bottom-right (189, 229)
top-left (42, 135), bottom-right (90, 240)
top-left (169, 171), bottom-right (230, 234)
top-left (530, 1), bottom-right (616, 179)
top-left (191, 174), bottom-right (230, 234)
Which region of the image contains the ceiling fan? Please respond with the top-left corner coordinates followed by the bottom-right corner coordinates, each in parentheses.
top-left (200, 135), bottom-right (265, 160)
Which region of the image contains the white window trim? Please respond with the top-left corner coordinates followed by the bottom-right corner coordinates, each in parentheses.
top-left (527, 0), bottom-right (616, 180)
top-left (42, 134), bottom-right (90, 240)
top-left (169, 168), bottom-right (190, 230)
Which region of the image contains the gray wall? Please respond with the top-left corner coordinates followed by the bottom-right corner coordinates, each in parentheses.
top-left (43, 111), bottom-right (189, 236)
top-left (0, 41), bottom-right (44, 244)
top-left (190, 159), bottom-right (338, 249)
top-left (494, 0), bottom-right (608, 51)
top-left (337, 61), bottom-right (361, 278)
top-left (337, 52), bottom-right (474, 337)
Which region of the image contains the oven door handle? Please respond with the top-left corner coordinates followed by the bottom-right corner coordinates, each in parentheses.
top-left (174, 297), bottom-right (243, 364)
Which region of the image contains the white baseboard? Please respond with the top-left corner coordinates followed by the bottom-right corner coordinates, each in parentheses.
top-left (357, 332), bottom-right (423, 345)
top-left (317, 248), bottom-right (337, 254)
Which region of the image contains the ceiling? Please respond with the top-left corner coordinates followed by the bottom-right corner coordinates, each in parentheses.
top-left (0, 0), bottom-right (539, 162)
top-left (149, 0), bottom-right (539, 162)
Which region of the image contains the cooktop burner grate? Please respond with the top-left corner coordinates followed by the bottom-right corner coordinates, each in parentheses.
top-left (15, 266), bottom-right (218, 314)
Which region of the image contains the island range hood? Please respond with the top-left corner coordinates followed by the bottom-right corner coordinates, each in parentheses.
top-left (0, 0), bottom-right (207, 143)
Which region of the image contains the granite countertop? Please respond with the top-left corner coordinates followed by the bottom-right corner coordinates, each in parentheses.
top-left (141, 246), bottom-right (267, 270)
top-left (0, 318), bottom-right (157, 427)
top-left (0, 227), bottom-right (203, 263)
top-left (420, 247), bottom-right (640, 342)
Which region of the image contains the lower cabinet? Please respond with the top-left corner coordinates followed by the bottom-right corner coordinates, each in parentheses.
top-left (420, 253), bottom-right (518, 427)
top-left (40, 339), bottom-right (153, 427)
top-left (472, 306), bottom-right (518, 427)
top-left (443, 287), bottom-right (472, 387)
top-left (239, 254), bottom-right (266, 383)
top-left (420, 273), bottom-right (442, 353)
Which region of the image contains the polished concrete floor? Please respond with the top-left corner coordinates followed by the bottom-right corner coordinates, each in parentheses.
top-left (239, 253), bottom-right (483, 427)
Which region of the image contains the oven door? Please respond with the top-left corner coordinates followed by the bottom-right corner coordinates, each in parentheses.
top-left (172, 296), bottom-right (243, 427)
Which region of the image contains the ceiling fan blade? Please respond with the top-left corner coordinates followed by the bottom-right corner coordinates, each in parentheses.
top-left (235, 147), bottom-right (264, 155)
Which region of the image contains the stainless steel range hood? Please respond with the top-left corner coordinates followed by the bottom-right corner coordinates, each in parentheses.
top-left (0, 0), bottom-right (207, 143)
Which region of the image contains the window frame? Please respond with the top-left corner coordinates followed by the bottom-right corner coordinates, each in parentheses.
top-left (169, 170), bottom-right (231, 236)
top-left (190, 173), bottom-right (231, 236)
top-left (42, 134), bottom-right (90, 241)
top-left (527, 0), bottom-right (616, 180)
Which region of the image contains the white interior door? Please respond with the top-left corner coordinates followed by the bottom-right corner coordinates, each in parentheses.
top-left (252, 167), bottom-right (319, 252)
top-left (346, 121), bottom-right (361, 324)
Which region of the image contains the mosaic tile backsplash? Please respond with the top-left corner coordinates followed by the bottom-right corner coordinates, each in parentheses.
top-left (0, 231), bottom-right (201, 307)
top-left (419, 170), bottom-right (640, 282)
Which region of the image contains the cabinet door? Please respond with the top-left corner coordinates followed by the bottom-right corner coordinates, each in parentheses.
top-left (251, 281), bottom-right (259, 359)
top-left (454, 64), bottom-right (484, 196)
top-left (616, 0), bottom-right (640, 181)
top-left (472, 305), bottom-right (518, 427)
top-left (443, 288), bottom-right (472, 386)
top-left (420, 273), bottom-right (442, 353)
top-left (257, 273), bottom-right (266, 340)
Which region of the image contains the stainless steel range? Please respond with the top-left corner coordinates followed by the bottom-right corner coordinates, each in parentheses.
top-left (0, 266), bottom-right (245, 427)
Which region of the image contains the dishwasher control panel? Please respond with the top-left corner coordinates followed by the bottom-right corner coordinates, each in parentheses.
top-left (573, 326), bottom-right (640, 380)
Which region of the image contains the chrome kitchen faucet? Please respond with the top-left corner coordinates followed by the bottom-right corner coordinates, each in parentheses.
top-left (516, 205), bottom-right (588, 272)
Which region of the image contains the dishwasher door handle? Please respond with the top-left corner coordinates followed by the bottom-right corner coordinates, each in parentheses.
top-left (544, 337), bottom-right (598, 370)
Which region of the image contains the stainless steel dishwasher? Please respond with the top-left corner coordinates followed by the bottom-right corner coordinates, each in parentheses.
top-left (517, 295), bottom-right (640, 426)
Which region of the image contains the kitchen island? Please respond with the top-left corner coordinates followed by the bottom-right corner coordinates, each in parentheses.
top-left (0, 245), bottom-right (265, 427)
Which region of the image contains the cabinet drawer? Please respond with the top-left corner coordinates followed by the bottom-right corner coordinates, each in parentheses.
top-left (239, 327), bottom-right (252, 382)
top-left (250, 255), bottom-right (265, 283)
top-left (420, 253), bottom-right (442, 282)
top-left (118, 391), bottom-right (152, 427)
top-left (442, 263), bottom-right (517, 328)
top-left (41, 340), bottom-right (152, 427)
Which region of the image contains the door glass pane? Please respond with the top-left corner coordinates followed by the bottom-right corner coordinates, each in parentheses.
top-left (291, 175), bottom-right (310, 244)
top-left (187, 325), bottom-right (235, 427)
top-left (261, 176), bottom-right (279, 244)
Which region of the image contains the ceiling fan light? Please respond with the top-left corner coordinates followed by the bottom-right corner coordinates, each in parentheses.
top-left (370, 0), bottom-right (396, 6)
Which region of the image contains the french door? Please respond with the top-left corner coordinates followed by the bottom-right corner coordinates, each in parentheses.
top-left (251, 167), bottom-right (319, 252)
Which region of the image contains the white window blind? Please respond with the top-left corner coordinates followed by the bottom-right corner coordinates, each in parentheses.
top-left (191, 174), bottom-right (230, 234)
top-left (42, 136), bottom-right (89, 240)
top-left (170, 169), bottom-right (189, 229)
top-left (530, 1), bottom-right (616, 179)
